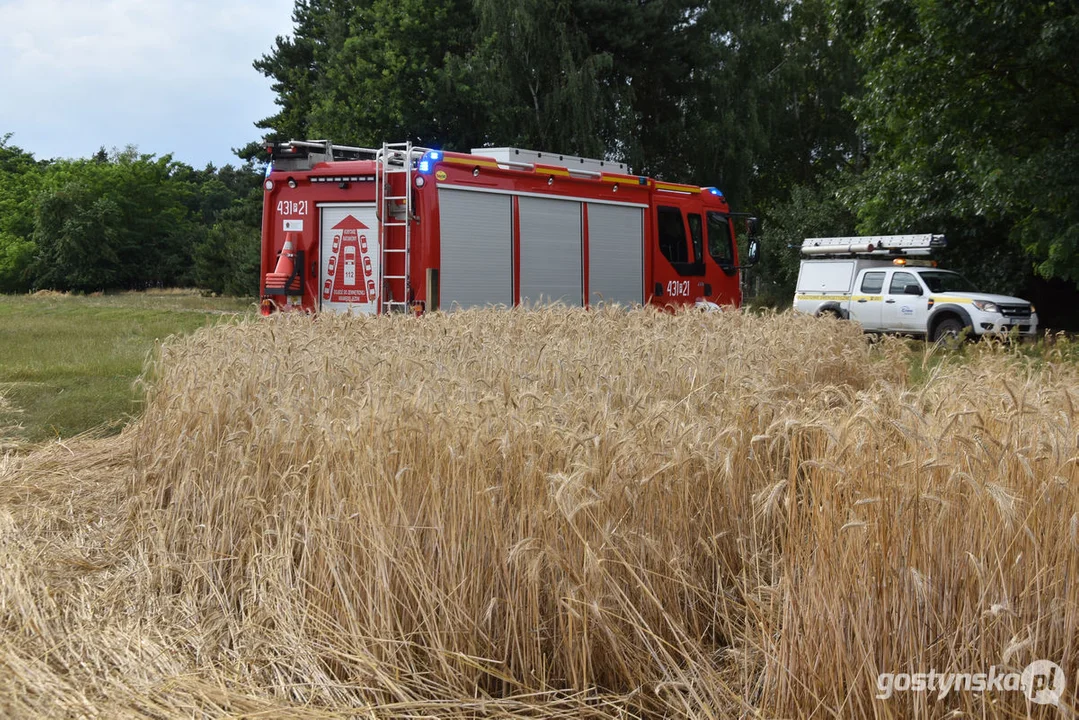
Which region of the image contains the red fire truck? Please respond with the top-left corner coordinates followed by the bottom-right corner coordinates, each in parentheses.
top-left (260, 141), bottom-right (759, 315)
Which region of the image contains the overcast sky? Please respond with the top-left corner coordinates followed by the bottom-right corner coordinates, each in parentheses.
top-left (0, 0), bottom-right (296, 168)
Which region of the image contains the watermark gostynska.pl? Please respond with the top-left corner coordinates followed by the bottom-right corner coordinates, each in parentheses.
top-left (877, 660), bottom-right (1065, 706)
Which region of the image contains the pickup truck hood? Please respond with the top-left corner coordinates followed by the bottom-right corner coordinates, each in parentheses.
top-left (933, 291), bottom-right (1031, 306)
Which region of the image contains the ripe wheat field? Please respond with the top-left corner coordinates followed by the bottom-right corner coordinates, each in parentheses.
top-left (0, 308), bottom-right (1076, 718)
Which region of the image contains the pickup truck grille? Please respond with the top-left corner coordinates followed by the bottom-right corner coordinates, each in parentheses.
top-left (999, 304), bottom-right (1032, 318)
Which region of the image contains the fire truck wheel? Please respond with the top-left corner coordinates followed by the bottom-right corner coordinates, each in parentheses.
top-left (931, 316), bottom-right (967, 344)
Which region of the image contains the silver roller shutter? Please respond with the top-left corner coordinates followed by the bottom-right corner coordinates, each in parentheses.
top-left (438, 189), bottom-right (513, 309)
top-left (587, 204), bottom-right (644, 306)
top-left (519, 197), bottom-right (583, 306)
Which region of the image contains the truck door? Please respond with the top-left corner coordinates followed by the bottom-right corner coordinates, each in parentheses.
top-left (437, 188), bottom-right (513, 309)
top-left (319, 204), bottom-right (380, 314)
top-left (882, 270), bottom-right (925, 331)
top-left (587, 203), bottom-right (644, 306)
top-left (704, 211), bottom-right (740, 305)
top-left (519, 197), bottom-right (583, 306)
top-left (848, 270), bottom-right (885, 330)
top-left (653, 203), bottom-right (705, 304)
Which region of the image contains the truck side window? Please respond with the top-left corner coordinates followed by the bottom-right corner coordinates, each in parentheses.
top-left (861, 272), bottom-right (885, 294)
top-left (688, 213), bottom-right (704, 264)
top-left (706, 211), bottom-right (734, 267)
top-left (658, 206), bottom-right (689, 263)
top-left (888, 271), bottom-right (917, 294)
top-left (657, 206), bottom-right (705, 276)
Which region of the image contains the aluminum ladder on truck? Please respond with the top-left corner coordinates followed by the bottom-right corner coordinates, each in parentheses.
top-left (375, 142), bottom-right (428, 313)
top-left (801, 234), bottom-right (946, 257)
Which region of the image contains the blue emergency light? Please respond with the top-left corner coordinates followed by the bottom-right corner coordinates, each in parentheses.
top-left (418, 150), bottom-right (442, 174)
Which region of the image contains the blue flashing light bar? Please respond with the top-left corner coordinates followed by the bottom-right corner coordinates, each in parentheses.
top-left (703, 186), bottom-right (724, 197)
top-left (418, 150), bottom-right (443, 174)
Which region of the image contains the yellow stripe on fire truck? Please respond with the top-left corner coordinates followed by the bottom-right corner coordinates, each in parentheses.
top-left (654, 181), bottom-right (702, 194)
top-left (443, 156), bottom-right (501, 169)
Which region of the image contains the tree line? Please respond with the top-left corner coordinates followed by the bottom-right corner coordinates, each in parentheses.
top-left (0, 137), bottom-right (263, 296)
top-left (2, 0), bottom-right (1076, 326)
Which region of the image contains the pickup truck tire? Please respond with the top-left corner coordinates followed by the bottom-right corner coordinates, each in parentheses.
top-left (815, 302), bottom-right (846, 320)
top-left (931, 316), bottom-right (968, 343)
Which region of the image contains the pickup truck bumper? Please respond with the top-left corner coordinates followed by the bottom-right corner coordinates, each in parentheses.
top-left (973, 314), bottom-right (1038, 337)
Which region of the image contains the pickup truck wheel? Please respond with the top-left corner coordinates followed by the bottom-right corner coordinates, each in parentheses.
top-left (931, 317), bottom-right (968, 344)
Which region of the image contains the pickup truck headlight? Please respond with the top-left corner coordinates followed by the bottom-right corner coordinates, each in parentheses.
top-left (972, 300), bottom-right (1000, 313)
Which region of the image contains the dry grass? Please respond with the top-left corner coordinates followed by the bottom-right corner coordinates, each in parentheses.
top-left (0, 308), bottom-right (1076, 718)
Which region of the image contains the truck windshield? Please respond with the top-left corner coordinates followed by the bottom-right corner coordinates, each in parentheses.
top-left (917, 270), bottom-right (977, 293)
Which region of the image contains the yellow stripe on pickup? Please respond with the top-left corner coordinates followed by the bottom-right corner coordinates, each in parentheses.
top-left (796, 293), bottom-right (888, 302)
top-left (797, 294), bottom-right (849, 302)
top-left (798, 293), bottom-right (976, 304)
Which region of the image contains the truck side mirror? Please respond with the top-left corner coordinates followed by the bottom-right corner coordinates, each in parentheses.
top-left (744, 217), bottom-right (760, 266)
top-left (904, 284), bottom-right (923, 296)
top-left (746, 216), bottom-right (760, 239)
top-left (747, 238), bottom-right (761, 265)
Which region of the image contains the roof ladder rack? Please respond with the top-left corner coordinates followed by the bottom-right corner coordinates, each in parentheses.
top-left (801, 234), bottom-right (946, 257)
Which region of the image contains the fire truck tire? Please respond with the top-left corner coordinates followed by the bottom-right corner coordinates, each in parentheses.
top-left (931, 316), bottom-right (968, 344)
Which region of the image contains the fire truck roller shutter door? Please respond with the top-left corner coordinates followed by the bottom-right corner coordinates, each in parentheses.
top-left (519, 197), bottom-right (583, 306)
top-left (587, 203), bottom-right (644, 306)
top-left (438, 189), bottom-right (513, 309)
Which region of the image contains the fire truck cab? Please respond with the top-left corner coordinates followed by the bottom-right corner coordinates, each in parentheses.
top-left (260, 141), bottom-right (759, 315)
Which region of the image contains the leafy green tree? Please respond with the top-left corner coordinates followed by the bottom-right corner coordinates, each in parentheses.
top-left (754, 177), bottom-right (859, 304)
top-left (244, 0), bottom-right (351, 159)
top-left (320, 0), bottom-right (485, 148)
top-left (467, 0), bottom-right (615, 157)
top-left (33, 185), bottom-right (124, 291)
top-left (0, 135), bottom-right (46, 292)
top-left (754, 0), bottom-right (864, 194)
top-left (244, 0), bottom-right (486, 157)
top-left (247, 0), bottom-right (863, 201)
top-left (0, 137), bottom-right (262, 295)
top-left (840, 0), bottom-right (1079, 284)
top-left (32, 149), bottom-right (202, 292)
top-left (194, 200), bottom-right (263, 296)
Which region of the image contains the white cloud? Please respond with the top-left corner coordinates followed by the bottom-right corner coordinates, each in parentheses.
top-left (0, 0), bottom-right (296, 166)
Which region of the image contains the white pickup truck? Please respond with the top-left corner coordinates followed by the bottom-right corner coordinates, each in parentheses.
top-left (793, 235), bottom-right (1038, 342)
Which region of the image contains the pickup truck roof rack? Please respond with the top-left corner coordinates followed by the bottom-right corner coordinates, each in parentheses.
top-left (801, 234), bottom-right (946, 257)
